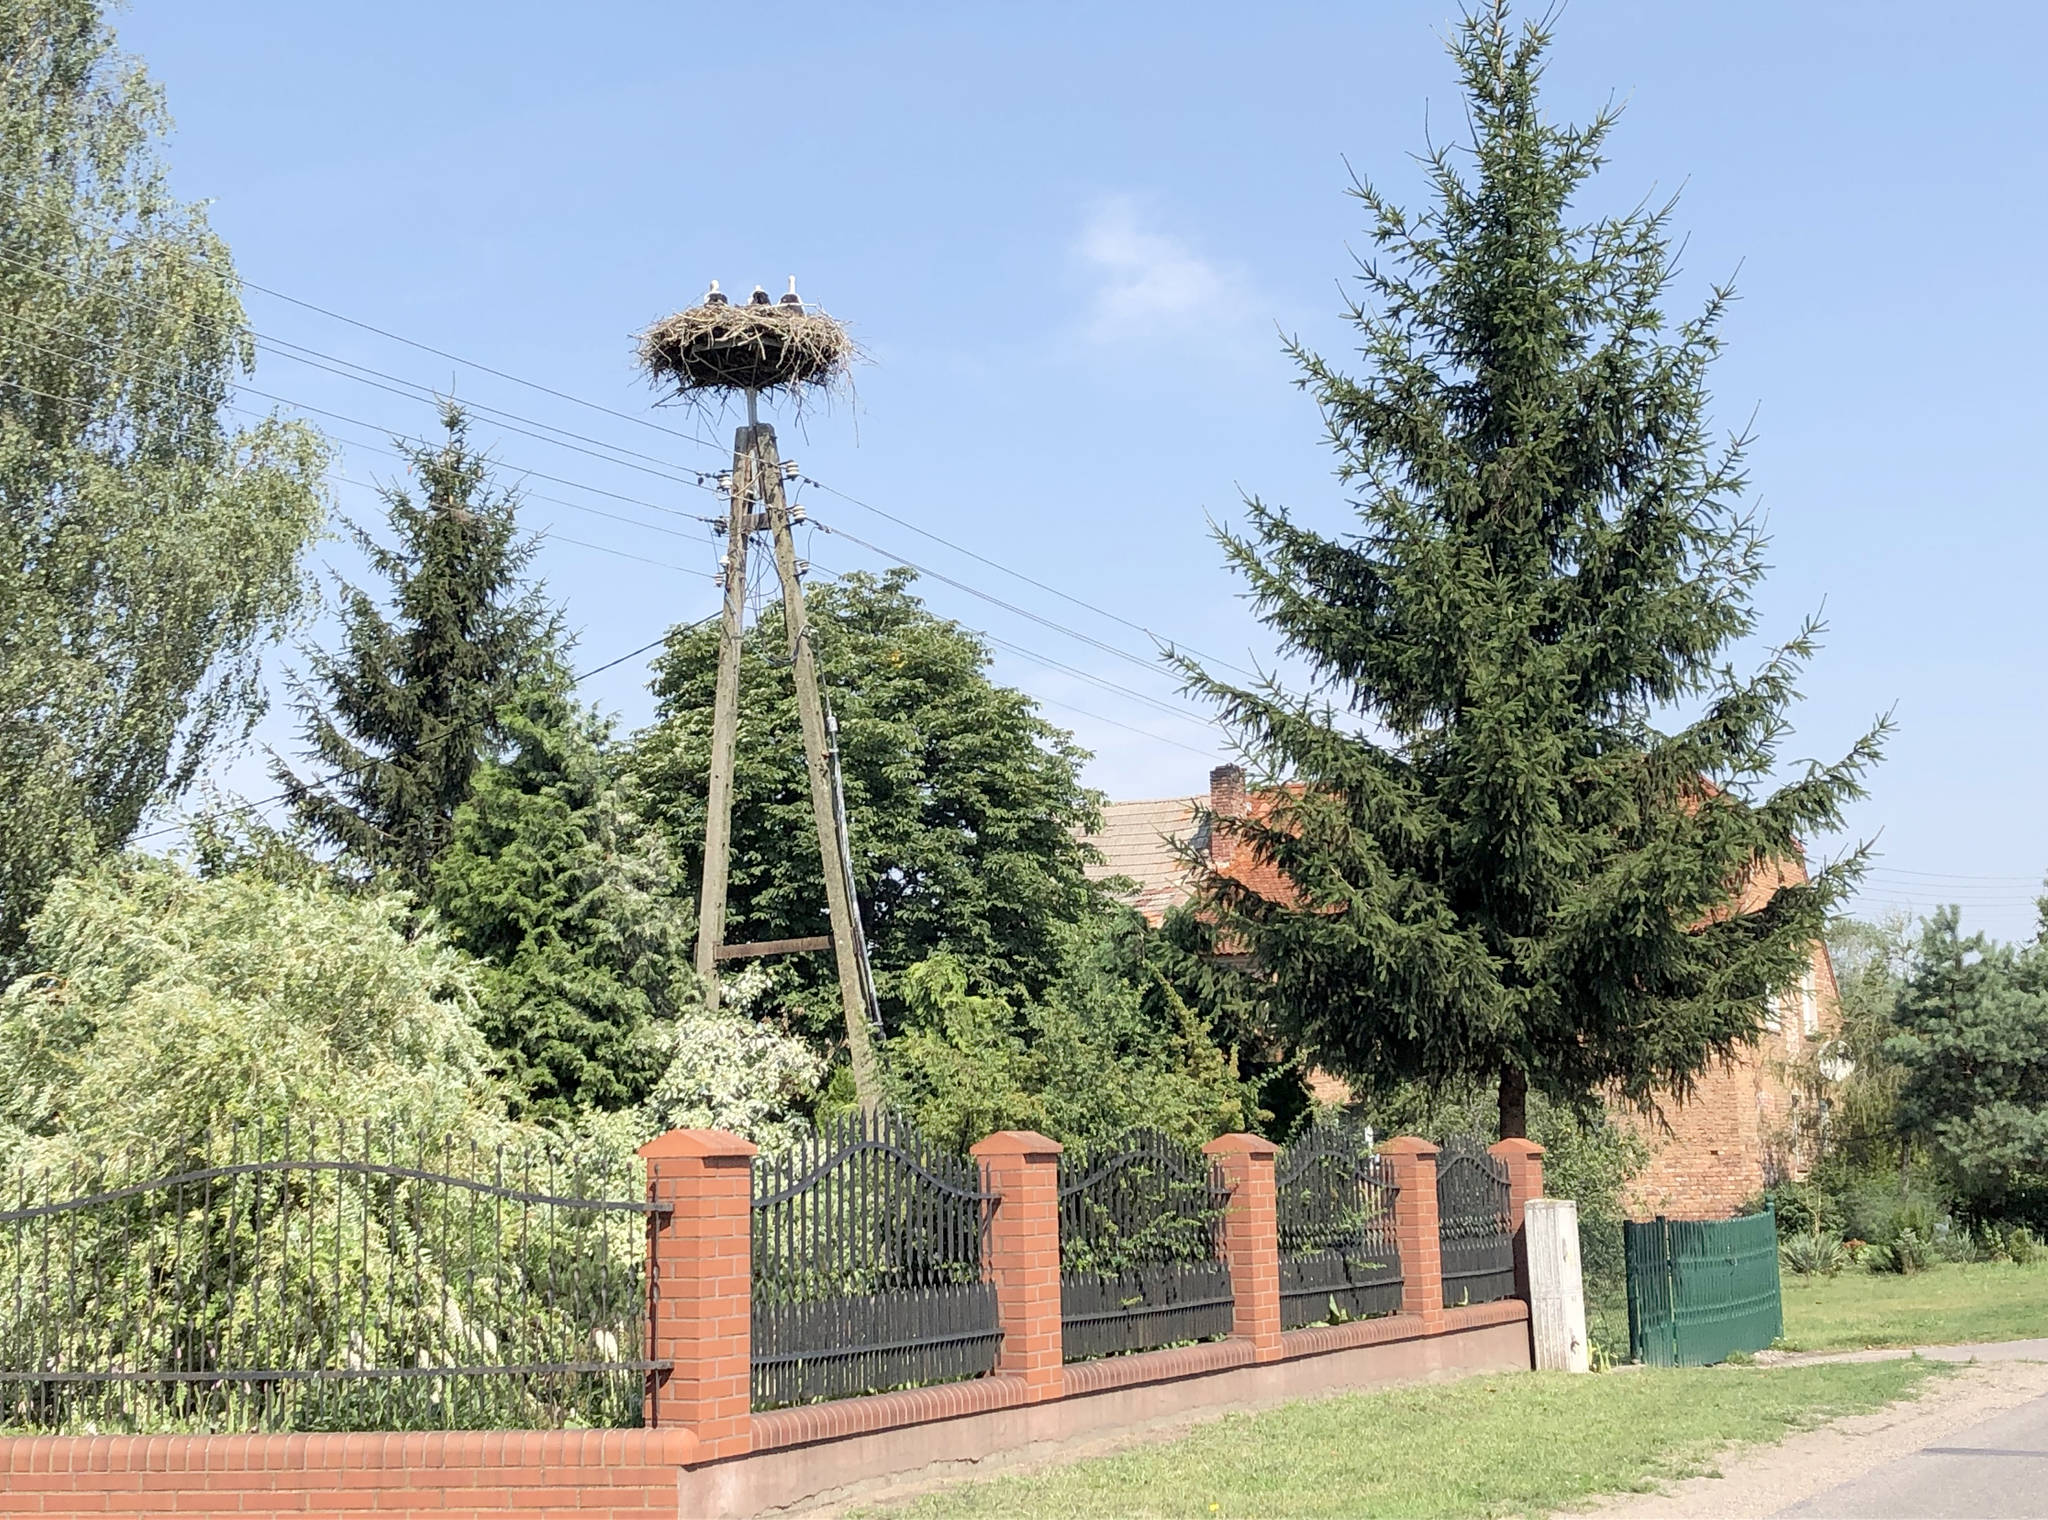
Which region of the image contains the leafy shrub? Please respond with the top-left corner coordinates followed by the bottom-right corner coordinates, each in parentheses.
top-left (1839, 1181), bottom-right (1945, 1249)
top-left (1780, 1232), bottom-right (1849, 1277)
top-left (2010, 1226), bottom-right (2041, 1265)
top-left (1757, 1182), bottom-right (1844, 1241)
top-left (1868, 1227), bottom-right (1934, 1275)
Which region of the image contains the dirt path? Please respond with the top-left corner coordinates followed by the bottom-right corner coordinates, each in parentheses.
top-left (1579, 1350), bottom-right (2048, 1519)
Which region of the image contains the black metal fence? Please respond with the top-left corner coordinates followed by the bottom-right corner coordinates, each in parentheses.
top-left (1435, 1135), bottom-right (1516, 1306)
top-left (1276, 1122), bottom-right (1403, 1329)
top-left (0, 1123), bottom-right (659, 1434)
top-left (750, 1109), bottom-right (1001, 1410)
top-left (1057, 1130), bottom-right (1232, 1362)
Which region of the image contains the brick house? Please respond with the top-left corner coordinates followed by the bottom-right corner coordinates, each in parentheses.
top-left (1083, 765), bottom-right (1840, 1219)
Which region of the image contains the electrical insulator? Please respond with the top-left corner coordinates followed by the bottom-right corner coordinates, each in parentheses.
top-left (795, 560), bottom-right (811, 578)
top-left (713, 572), bottom-right (726, 589)
top-left (790, 503), bottom-right (808, 524)
top-left (782, 460), bottom-right (799, 480)
top-left (717, 472), bottom-right (734, 493)
top-left (711, 519), bottom-right (728, 535)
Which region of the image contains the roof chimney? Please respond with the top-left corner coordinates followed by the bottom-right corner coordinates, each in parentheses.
top-left (1208, 764), bottom-right (1246, 870)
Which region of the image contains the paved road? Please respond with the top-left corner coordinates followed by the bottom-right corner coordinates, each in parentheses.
top-left (1778, 1388), bottom-right (2048, 1518)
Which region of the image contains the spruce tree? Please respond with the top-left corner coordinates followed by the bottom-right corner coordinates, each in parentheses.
top-left (1185, 3), bottom-right (1883, 1138)
top-left (431, 679), bottom-right (693, 1117)
top-left (279, 404), bottom-right (555, 895)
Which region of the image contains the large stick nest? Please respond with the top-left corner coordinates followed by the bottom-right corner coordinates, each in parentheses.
top-left (637, 301), bottom-right (856, 401)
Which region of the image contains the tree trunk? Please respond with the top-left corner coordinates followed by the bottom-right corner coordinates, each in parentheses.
top-left (1498, 1064), bottom-right (1529, 1140)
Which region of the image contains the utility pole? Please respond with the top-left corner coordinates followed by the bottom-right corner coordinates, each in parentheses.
top-left (692, 427), bottom-right (756, 1005)
top-left (756, 427), bottom-right (881, 1106)
top-left (644, 278), bottom-right (877, 1108)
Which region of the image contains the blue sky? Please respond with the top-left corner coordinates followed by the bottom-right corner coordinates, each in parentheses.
top-left (121, 1), bottom-right (2048, 939)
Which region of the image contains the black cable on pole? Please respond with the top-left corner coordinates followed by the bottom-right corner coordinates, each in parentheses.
top-left (126, 614), bottom-right (718, 849)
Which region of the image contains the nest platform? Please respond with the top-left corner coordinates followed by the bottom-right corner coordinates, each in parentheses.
top-left (638, 300), bottom-right (855, 401)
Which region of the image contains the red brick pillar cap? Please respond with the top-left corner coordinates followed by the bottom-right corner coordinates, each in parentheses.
top-left (1202, 1132), bottom-right (1278, 1161)
top-left (1377, 1135), bottom-right (1440, 1160)
top-left (637, 1128), bottom-right (758, 1161)
top-left (970, 1130), bottom-right (1063, 1159)
top-left (1488, 1137), bottom-right (1545, 1160)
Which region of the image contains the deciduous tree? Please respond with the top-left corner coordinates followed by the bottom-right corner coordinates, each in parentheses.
top-left (0, 0), bottom-right (327, 960)
top-left (632, 568), bottom-right (1102, 1045)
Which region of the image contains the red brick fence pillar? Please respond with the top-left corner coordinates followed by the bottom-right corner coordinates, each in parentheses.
top-left (1205, 1132), bottom-right (1282, 1362)
top-left (640, 1128), bottom-right (756, 1458)
top-left (1378, 1136), bottom-right (1444, 1332)
top-left (970, 1130), bottom-right (1066, 1402)
top-left (1489, 1137), bottom-right (1545, 1301)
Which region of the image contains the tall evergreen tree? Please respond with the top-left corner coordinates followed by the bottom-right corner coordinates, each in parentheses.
top-left (431, 680), bottom-right (693, 1117)
top-left (1184, 3), bottom-right (1882, 1137)
top-left (1888, 909), bottom-right (2048, 1225)
top-left (279, 404), bottom-right (554, 894)
top-left (0, 0), bottom-right (327, 960)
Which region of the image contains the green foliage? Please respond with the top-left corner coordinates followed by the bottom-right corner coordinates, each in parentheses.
top-left (1362, 1077), bottom-right (1647, 1303)
top-left (0, 0), bottom-right (328, 961)
top-left (1778, 1233), bottom-right (1848, 1278)
top-left (883, 918), bottom-right (1256, 1155)
top-left (1865, 1228), bottom-right (1933, 1276)
top-left (280, 405), bottom-right (555, 896)
top-left (431, 680), bottom-right (692, 1116)
top-left (1819, 914), bottom-right (1916, 1171)
top-left (1177, 3), bottom-right (1879, 1139)
top-left (639, 965), bottom-right (825, 1153)
top-left (633, 568), bottom-right (1102, 1044)
top-left (0, 855), bottom-right (505, 1167)
top-left (1887, 908), bottom-right (2048, 1226)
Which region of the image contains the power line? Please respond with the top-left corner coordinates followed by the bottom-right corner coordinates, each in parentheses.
top-left (1862, 865), bottom-right (2042, 884)
top-left (806, 551), bottom-right (1219, 732)
top-left (1, 316), bottom-right (726, 511)
top-left (0, 227), bottom-right (725, 456)
top-left (129, 613), bottom-right (717, 849)
top-left (1, 325), bottom-right (728, 547)
top-left (2, 243), bottom-right (1262, 718)
top-left (810, 518), bottom-right (1218, 698)
top-left (803, 475), bottom-right (1264, 684)
top-left (804, 564), bottom-right (1224, 761)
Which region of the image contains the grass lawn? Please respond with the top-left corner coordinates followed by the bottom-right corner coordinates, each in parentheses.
top-left (863, 1360), bottom-right (1943, 1519)
top-left (1779, 1258), bottom-right (2048, 1351)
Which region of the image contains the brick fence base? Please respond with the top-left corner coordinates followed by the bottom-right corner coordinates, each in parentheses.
top-left (0, 1305), bottom-right (1527, 1518)
top-left (0, 1427), bottom-right (697, 1517)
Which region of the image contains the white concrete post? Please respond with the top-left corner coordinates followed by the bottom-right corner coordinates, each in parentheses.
top-left (1526, 1198), bottom-right (1590, 1373)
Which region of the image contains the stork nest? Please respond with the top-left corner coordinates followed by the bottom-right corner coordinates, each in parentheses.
top-left (637, 301), bottom-right (857, 401)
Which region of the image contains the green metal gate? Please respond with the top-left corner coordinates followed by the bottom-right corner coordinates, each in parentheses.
top-left (1624, 1209), bottom-right (1783, 1366)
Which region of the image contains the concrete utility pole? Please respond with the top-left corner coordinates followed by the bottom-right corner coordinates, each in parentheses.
top-left (691, 410), bottom-right (881, 1109)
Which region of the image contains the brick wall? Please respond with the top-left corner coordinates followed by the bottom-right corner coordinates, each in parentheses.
top-left (0, 1428), bottom-right (696, 1518)
top-left (1621, 852), bottom-right (1844, 1220)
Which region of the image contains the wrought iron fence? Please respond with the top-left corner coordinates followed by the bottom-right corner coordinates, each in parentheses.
top-left (1435, 1135), bottom-right (1515, 1306)
top-left (0, 1122), bottom-right (659, 1434)
top-left (750, 1109), bottom-right (1001, 1410)
top-left (1057, 1130), bottom-right (1232, 1362)
top-left (1275, 1122), bottom-right (1402, 1329)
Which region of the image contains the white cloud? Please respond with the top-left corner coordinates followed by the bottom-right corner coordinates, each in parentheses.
top-left (1074, 196), bottom-right (1234, 342)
